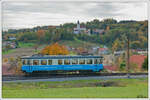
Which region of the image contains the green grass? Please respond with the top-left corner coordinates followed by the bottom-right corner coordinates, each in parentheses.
top-left (18, 42), bottom-right (35, 48)
top-left (2, 78), bottom-right (148, 98)
top-left (2, 49), bottom-right (16, 55)
top-left (59, 39), bottom-right (101, 48)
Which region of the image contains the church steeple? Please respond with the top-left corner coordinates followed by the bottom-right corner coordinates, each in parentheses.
top-left (77, 20), bottom-right (80, 24)
top-left (74, 20), bottom-right (86, 34)
top-left (77, 20), bottom-right (80, 29)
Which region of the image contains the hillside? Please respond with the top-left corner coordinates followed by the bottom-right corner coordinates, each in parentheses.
top-left (2, 18), bottom-right (148, 51)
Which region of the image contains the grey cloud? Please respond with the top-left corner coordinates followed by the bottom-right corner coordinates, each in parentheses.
top-left (2, 1), bottom-right (126, 17)
top-left (2, 1), bottom-right (147, 30)
top-left (83, 3), bottom-right (124, 17)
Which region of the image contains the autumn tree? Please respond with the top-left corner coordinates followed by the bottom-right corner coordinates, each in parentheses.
top-left (106, 26), bottom-right (110, 31)
top-left (37, 29), bottom-right (45, 38)
top-left (37, 29), bottom-right (45, 43)
top-left (41, 42), bottom-right (69, 55)
top-left (112, 39), bottom-right (121, 52)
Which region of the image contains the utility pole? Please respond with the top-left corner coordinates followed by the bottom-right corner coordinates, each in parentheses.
top-left (127, 32), bottom-right (130, 78)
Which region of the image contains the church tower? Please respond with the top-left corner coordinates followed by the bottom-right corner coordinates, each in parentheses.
top-left (74, 20), bottom-right (86, 34)
top-left (77, 20), bottom-right (80, 30)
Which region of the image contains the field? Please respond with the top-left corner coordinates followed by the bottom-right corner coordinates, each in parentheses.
top-left (2, 42), bottom-right (45, 58)
top-left (2, 78), bottom-right (148, 98)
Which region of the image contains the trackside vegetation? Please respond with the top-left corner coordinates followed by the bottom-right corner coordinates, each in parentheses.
top-left (142, 57), bottom-right (148, 70)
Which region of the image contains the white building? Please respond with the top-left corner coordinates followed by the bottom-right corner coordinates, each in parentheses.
top-left (8, 37), bottom-right (16, 40)
top-left (74, 20), bottom-right (86, 34)
top-left (92, 29), bottom-right (104, 34)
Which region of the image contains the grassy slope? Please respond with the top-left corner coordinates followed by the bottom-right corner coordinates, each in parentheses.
top-left (2, 78), bottom-right (148, 98)
top-left (18, 42), bottom-right (35, 48)
top-left (2, 49), bottom-right (16, 55)
top-left (58, 37), bottom-right (101, 48)
top-left (2, 42), bottom-right (35, 55)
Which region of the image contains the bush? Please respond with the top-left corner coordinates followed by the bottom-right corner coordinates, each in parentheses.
top-left (3, 58), bottom-right (8, 63)
top-left (120, 61), bottom-right (126, 71)
top-left (137, 94), bottom-right (147, 98)
top-left (130, 62), bottom-right (138, 72)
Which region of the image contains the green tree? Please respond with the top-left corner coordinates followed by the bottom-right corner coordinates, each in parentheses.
top-left (103, 18), bottom-right (117, 24)
top-left (142, 57), bottom-right (148, 70)
top-left (120, 61), bottom-right (126, 71)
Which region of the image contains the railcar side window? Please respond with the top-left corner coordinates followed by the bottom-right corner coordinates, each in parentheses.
top-left (48, 60), bottom-right (52, 65)
top-left (79, 59), bottom-right (85, 64)
top-left (72, 59), bottom-right (78, 64)
top-left (87, 59), bottom-right (92, 64)
top-left (33, 60), bottom-right (39, 65)
top-left (58, 60), bottom-right (62, 65)
top-left (41, 60), bottom-right (47, 65)
top-left (64, 60), bottom-right (70, 65)
top-left (94, 59), bottom-right (98, 64)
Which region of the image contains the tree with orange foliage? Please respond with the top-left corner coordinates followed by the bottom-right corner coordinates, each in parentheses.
top-left (37, 30), bottom-right (45, 38)
top-left (41, 42), bottom-right (69, 55)
top-left (37, 29), bottom-right (45, 43)
top-left (106, 26), bottom-right (110, 31)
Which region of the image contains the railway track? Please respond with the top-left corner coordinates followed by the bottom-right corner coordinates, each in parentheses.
top-left (2, 72), bottom-right (148, 81)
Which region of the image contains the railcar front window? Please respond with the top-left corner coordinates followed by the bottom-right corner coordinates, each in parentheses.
top-left (99, 59), bottom-right (103, 64)
top-left (33, 60), bottom-right (39, 65)
top-left (87, 59), bottom-right (92, 64)
top-left (27, 60), bottom-right (32, 65)
top-left (79, 59), bottom-right (85, 64)
top-left (58, 60), bottom-right (62, 65)
top-left (22, 59), bottom-right (26, 65)
top-left (41, 60), bottom-right (47, 65)
top-left (64, 60), bottom-right (70, 65)
top-left (72, 59), bottom-right (78, 64)
top-left (48, 60), bottom-right (52, 65)
top-left (94, 59), bottom-right (98, 64)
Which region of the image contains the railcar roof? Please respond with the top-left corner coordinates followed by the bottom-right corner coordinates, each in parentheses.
top-left (21, 55), bottom-right (103, 59)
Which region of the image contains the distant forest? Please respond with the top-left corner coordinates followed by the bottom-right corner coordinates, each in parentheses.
top-left (3, 18), bottom-right (148, 50)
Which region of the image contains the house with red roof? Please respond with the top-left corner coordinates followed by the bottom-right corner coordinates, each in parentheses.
top-left (98, 47), bottom-right (109, 55)
top-left (129, 55), bottom-right (147, 69)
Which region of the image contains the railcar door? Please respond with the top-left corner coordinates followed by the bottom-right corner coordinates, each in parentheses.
top-left (58, 59), bottom-right (63, 70)
top-left (26, 59), bottom-right (33, 73)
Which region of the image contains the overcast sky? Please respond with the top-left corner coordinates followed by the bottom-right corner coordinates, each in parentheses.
top-left (2, 1), bottom-right (148, 30)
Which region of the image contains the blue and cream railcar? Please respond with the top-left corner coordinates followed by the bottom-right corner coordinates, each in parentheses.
top-left (21, 55), bottom-right (104, 73)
